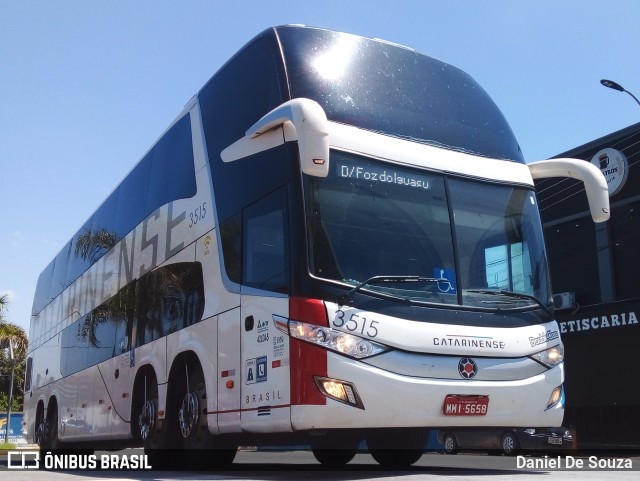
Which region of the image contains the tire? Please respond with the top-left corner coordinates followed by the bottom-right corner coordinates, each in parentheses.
top-left (137, 373), bottom-right (164, 450)
top-left (135, 371), bottom-right (177, 470)
top-left (39, 401), bottom-right (62, 463)
top-left (179, 364), bottom-right (236, 469)
top-left (501, 432), bottom-right (520, 456)
top-left (311, 448), bottom-right (358, 466)
top-left (443, 433), bottom-right (459, 455)
top-left (310, 433), bottom-right (360, 466)
top-left (367, 428), bottom-right (427, 467)
top-left (34, 404), bottom-right (46, 446)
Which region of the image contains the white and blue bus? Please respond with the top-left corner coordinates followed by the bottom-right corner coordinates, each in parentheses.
top-left (24, 25), bottom-right (609, 467)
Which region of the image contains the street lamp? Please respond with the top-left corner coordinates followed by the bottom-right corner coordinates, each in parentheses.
top-left (600, 79), bottom-right (640, 107)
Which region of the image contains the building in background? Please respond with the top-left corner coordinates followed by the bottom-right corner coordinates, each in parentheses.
top-left (536, 121), bottom-right (640, 449)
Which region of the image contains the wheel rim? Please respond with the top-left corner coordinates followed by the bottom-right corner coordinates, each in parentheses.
top-left (445, 436), bottom-right (455, 452)
top-left (503, 435), bottom-right (515, 453)
top-left (179, 391), bottom-right (199, 438)
top-left (139, 399), bottom-right (156, 440)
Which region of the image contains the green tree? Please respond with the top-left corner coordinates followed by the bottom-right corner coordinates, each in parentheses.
top-left (0, 295), bottom-right (28, 412)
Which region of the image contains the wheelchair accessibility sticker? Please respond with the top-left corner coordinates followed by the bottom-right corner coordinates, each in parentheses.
top-left (434, 268), bottom-right (457, 294)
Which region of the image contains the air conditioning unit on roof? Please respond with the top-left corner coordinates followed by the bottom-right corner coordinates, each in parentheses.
top-left (553, 292), bottom-right (576, 310)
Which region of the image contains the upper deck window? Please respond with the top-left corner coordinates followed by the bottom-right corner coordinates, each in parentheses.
top-left (277, 27), bottom-right (524, 163)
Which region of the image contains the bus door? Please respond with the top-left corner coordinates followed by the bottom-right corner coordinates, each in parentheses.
top-left (239, 186), bottom-right (292, 431)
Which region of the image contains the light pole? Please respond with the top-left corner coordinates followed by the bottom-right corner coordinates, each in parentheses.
top-left (3, 339), bottom-right (15, 444)
top-left (600, 79), bottom-right (640, 108)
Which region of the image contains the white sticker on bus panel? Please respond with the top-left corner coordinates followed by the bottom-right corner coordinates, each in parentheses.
top-left (240, 295), bottom-right (291, 430)
top-left (325, 302), bottom-right (560, 358)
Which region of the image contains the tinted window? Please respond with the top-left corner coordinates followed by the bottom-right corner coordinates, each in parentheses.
top-left (198, 33), bottom-right (287, 223)
top-left (243, 187), bottom-right (289, 292)
top-left (59, 262), bottom-right (204, 374)
top-left (146, 115), bottom-right (196, 216)
top-left (32, 113), bottom-right (196, 316)
top-left (220, 213), bottom-right (242, 284)
top-left (24, 357), bottom-right (33, 392)
top-left (49, 242), bottom-right (72, 302)
top-left (32, 260), bottom-right (55, 315)
top-left (277, 26), bottom-right (523, 162)
top-left (136, 263), bottom-right (205, 346)
top-left (60, 317), bottom-right (89, 377)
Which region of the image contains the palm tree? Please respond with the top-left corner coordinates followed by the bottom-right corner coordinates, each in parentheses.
top-left (0, 321), bottom-right (27, 352)
top-left (0, 294), bottom-right (27, 350)
top-left (0, 295), bottom-right (27, 415)
top-left (0, 293), bottom-right (8, 321)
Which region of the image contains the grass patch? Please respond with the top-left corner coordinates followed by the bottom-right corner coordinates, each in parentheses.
top-left (0, 442), bottom-right (16, 450)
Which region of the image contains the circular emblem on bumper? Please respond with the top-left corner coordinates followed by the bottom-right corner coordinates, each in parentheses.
top-left (458, 357), bottom-right (477, 379)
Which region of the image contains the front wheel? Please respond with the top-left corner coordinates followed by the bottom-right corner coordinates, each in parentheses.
top-left (367, 428), bottom-right (427, 467)
top-left (501, 432), bottom-right (520, 456)
top-left (443, 433), bottom-right (459, 455)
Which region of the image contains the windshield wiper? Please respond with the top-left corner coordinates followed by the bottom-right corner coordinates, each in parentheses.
top-left (337, 275), bottom-right (446, 306)
top-left (466, 289), bottom-right (552, 316)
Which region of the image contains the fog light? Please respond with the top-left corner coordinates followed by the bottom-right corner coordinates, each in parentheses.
top-left (546, 385), bottom-right (564, 410)
top-left (314, 376), bottom-right (364, 409)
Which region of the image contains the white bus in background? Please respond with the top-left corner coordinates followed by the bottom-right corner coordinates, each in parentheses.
top-left (23, 25), bottom-right (609, 468)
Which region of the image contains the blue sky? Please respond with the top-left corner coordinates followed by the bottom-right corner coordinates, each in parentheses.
top-left (2, 0), bottom-right (640, 334)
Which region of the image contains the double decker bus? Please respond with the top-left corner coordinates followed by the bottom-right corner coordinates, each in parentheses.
top-left (24, 25), bottom-right (609, 467)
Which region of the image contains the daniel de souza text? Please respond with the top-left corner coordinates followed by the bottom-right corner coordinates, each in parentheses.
top-left (517, 455), bottom-right (634, 470)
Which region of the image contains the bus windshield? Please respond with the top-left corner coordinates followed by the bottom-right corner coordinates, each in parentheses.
top-left (305, 151), bottom-right (551, 311)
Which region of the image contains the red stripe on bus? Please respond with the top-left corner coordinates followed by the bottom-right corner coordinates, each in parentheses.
top-left (289, 297), bottom-right (329, 406)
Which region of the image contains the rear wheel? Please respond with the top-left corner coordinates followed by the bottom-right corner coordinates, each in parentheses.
top-left (135, 372), bottom-right (175, 469)
top-left (179, 364), bottom-right (236, 468)
top-left (34, 404), bottom-right (46, 446)
top-left (38, 401), bottom-right (62, 461)
top-left (367, 428), bottom-right (427, 467)
top-left (138, 375), bottom-right (162, 448)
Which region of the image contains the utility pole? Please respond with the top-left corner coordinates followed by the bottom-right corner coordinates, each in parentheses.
top-left (3, 339), bottom-right (15, 444)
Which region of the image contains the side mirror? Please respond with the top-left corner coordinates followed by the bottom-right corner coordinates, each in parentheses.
top-left (221, 98), bottom-right (330, 177)
top-left (529, 158), bottom-right (610, 223)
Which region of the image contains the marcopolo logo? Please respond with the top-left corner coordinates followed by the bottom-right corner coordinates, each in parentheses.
top-left (458, 358), bottom-right (478, 379)
top-left (529, 329), bottom-right (559, 347)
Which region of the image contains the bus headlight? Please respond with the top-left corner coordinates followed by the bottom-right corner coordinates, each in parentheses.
top-left (288, 320), bottom-right (389, 359)
top-left (530, 343), bottom-right (564, 368)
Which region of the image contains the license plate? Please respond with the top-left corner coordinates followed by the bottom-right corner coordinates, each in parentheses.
top-left (443, 395), bottom-right (489, 416)
top-left (548, 437), bottom-right (563, 445)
